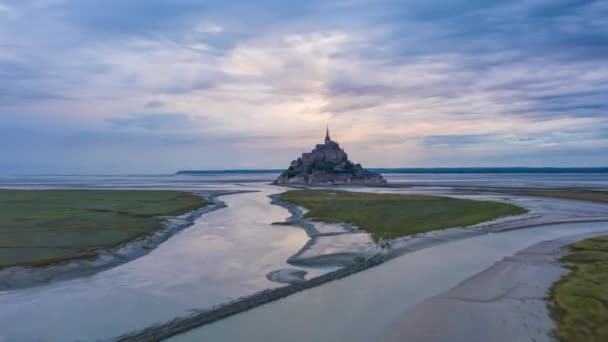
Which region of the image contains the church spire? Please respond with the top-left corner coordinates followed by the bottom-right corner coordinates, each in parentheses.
top-left (325, 125), bottom-right (331, 143)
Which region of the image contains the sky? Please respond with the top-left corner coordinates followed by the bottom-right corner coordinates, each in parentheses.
top-left (1, 0), bottom-right (607, 174)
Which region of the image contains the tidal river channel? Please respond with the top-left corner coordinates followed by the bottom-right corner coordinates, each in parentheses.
top-left (0, 173), bottom-right (607, 341)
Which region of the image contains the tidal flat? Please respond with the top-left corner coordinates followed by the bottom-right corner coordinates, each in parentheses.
top-left (511, 190), bottom-right (608, 204)
top-left (1, 174), bottom-right (608, 341)
top-left (172, 222), bottom-right (608, 342)
top-left (0, 189), bottom-right (207, 268)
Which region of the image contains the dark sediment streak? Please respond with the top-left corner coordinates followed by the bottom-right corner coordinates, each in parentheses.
top-left (269, 193), bottom-right (366, 267)
top-left (266, 269), bottom-right (307, 284)
top-left (269, 193), bottom-right (320, 237)
top-left (115, 254), bottom-right (386, 342)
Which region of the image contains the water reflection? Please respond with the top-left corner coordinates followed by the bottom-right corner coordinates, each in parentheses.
top-left (0, 188), bottom-right (321, 341)
top-left (0, 173), bottom-right (607, 341)
top-left (172, 222), bottom-right (608, 342)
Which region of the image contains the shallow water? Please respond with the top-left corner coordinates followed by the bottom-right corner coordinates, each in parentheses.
top-left (2, 172), bottom-right (608, 190)
top-left (172, 221), bottom-right (608, 342)
top-left (0, 173), bottom-right (607, 341)
top-left (0, 174), bottom-right (277, 190)
top-left (0, 187), bottom-right (331, 341)
top-left (384, 173), bottom-right (608, 190)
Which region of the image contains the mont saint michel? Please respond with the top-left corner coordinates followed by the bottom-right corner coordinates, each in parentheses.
top-left (274, 128), bottom-right (386, 185)
top-left (5, 2), bottom-right (608, 342)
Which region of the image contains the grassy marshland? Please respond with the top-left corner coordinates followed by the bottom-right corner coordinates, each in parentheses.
top-left (280, 189), bottom-right (526, 240)
top-left (550, 236), bottom-right (608, 342)
top-left (0, 189), bottom-right (207, 269)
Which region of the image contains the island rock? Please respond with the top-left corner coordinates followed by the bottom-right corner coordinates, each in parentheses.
top-left (274, 128), bottom-right (386, 185)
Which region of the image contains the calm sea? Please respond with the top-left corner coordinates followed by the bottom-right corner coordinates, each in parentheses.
top-left (1, 170), bottom-right (608, 190)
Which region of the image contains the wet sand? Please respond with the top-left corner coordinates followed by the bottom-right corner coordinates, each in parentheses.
top-left (266, 269), bottom-right (308, 284)
top-left (1, 175), bottom-right (607, 341)
top-left (169, 222), bottom-right (608, 342)
top-left (130, 187), bottom-right (608, 341)
top-left (382, 230), bottom-right (608, 342)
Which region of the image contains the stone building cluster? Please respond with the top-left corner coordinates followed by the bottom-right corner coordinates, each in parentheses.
top-left (274, 128), bottom-right (386, 185)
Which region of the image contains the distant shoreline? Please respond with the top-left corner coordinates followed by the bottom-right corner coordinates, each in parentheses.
top-left (177, 167), bottom-right (608, 175)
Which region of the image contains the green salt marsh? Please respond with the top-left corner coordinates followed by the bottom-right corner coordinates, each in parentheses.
top-left (0, 189), bottom-right (207, 268)
top-left (550, 235), bottom-right (608, 342)
top-left (280, 189), bottom-right (527, 240)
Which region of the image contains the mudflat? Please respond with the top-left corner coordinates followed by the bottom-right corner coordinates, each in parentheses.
top-left (514, 190), bottom-right (608, 203)
top-left (280, 189), bottom-right (527, 240)
top-left (0, 189), bottom-right (207, 268)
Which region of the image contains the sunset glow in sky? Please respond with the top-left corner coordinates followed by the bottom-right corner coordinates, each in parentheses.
top-left (1, 1), bottom-right (607, 173)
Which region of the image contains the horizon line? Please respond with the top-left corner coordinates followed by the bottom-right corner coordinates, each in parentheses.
top-left (177, 167), bottom-right (608, 175)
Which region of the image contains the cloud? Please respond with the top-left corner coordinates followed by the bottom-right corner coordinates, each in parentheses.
top-left (1, 0), bottom-right (607, 173)
top-left (144, 100), bottom-right (164, 109)
top-left (106, 112), bottom-right (200, 131)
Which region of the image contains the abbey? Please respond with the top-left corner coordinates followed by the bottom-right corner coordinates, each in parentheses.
top-left (274, 128), bottom-right (386, 185)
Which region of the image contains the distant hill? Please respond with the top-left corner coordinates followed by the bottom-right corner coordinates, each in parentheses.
top-left (368, 167), bottom-right (608, 174)
top-left (177, 169), bottom-right (282, 174)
